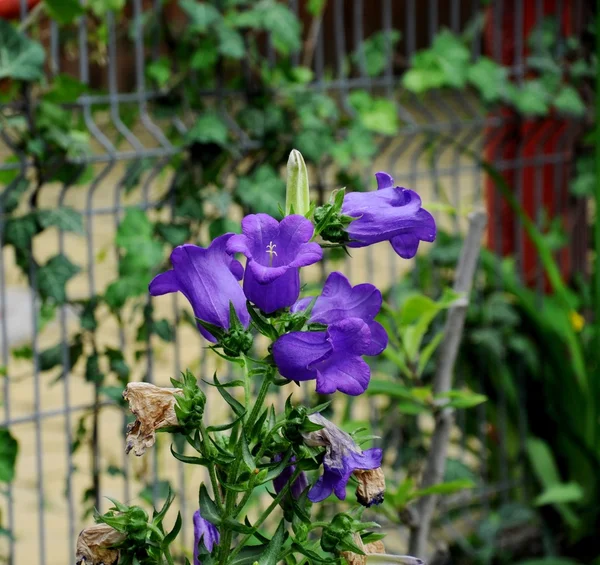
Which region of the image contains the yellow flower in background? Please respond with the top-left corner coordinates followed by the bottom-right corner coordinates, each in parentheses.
top-left (570, 311), bottom-right (585, 333)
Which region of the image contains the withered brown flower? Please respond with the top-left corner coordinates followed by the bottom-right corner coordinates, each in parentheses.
top-left (123, 382), bottom-right (182, 456)
top-left (75, 523), bottom-right (125, 565)
top-left (354, 467), bottom-right (386, 507)
top-left (341, 534), bottom-right (386, 565)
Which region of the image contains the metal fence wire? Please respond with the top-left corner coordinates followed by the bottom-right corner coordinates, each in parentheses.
top-left (0, 1), bottom-right (590, 564)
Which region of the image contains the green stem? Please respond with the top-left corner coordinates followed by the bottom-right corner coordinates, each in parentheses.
top-left (218, 363), bottom-right (273, 562)
top-left (228, 468), bottom-right (303, 562)
top-left (199, 423), bottom-right (225, 511)
top-left (596, 0), bottom-right (600, 364)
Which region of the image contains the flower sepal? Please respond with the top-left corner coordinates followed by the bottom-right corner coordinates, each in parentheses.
top-left (321, 512), bottom-right (379, 556)
top-left (170, 369), bottom-right (207, 432)
top-left (198, 302), bottom-right (254, 359)
top-left (313, 188), bottom-right (356, 244)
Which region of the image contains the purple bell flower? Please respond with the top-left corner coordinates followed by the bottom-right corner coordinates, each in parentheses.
top-left (272, 318), bottom-right (372, 396)
top-left (149, 234), bottom-right (249, 343)
top-left (273, 454), bottom-right (308, 499)
top-left (301, 413), bottom-right (383, 503)
top-left (291, 271), bottom-right (388, 356)
top-left (193, 509), bottom-right (220, 565)
top-left (226, 214), bottom-right (323, 313)
top-left (342, 172), bottom-right (436, 259)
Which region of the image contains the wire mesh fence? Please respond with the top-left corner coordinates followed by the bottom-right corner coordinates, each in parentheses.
top-left (0, 1), bottom-right (590, 564)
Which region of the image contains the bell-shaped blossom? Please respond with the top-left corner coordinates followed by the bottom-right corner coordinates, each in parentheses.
top-left (341, 172), bottom-right (436, 259)
top-left (193, 509), bottom-right (220, 565)
top-left (149, 234), bottom-right (249, 342)
top-left (272, 318), bottom-right (372, 396)
top-left (302, 413), bottom-right (383, 503)
top-left (292, 271), bottom-right (387, 356)
top-left (226, 214), bottom-right (322, 313)
top-left (273, 454), bottom-right (308, 499)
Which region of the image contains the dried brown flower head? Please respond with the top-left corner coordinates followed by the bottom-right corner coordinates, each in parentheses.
top-left (75, 523), bottom-right (125, 565)
top-left (354, 467), bottom-right (386, 507)
top-left (341, 534), bottom-right (386, 565)
top-left (123, 382), bottom-right (182, 456)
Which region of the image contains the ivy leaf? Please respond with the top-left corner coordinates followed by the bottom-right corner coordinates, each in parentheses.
top-left (44, 0), bottom-right (84, 24)
top-left (260, 1), bottom-right (301, 55)
top-left (4, 214), bottom-right (39, 250)
top-left (146, 57), bottom-right (171, 88)
top-left (186, 113), bottom-right (229, 146)
top-left (353, 30), bottom-right (401, 77)
top-left (348, 91), bottom-right (399, 135)
top-left (37, 254), bottom-right (81, 304)
top-left (0, 428), bottom-right (18, 483)
top-left (553, 85), bottom-right (586, 116)
top-left (152, 319), bottom-right (174, 342)
top-left (85, 354), bottom-right (104, 384)
top-left (237, 165), bottom-right (285, 217)
top-left (37, 207), bottom-right (85, 235)
top-left (509, 80), bottom-right (551, 116)
top-left (179, 0), bottom-right (221, 33)
top-left (216, 24), bottom-right (245, 59)
top-left (0, 20), bottom-right (45, 81)
top-left (466, 57), bottom-right (508, 103)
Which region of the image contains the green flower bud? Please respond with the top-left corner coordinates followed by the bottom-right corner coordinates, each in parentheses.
top-left (171, 370), bottom-right (207, 431)
top-left (221, 327), bottom-right (253, 357)
top-left (285, 149), bottom-right (310, 216)
top-left (321, 513), bottom-right (355, 553)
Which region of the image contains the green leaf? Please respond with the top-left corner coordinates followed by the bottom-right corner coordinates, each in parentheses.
top-left (152, 319), bottom-right (174, 342)
top-left (155, 223), bottom-right (191, 247)
top-left (237, 165), bottom-right (285, 217)
top-left (170, 445), bottom-right (208, 466)
top-left (258, 519), bottom-right (286, 565)
top-left (348, 91), bottom-right (399, 135)
top-left (164, 511), bottom-right (182, 546)
top-left (534, 482), bottom-right (584, 506)
top-left (37, 207), bottom-right (85, 234)
top-left (199, 484), bottom-right (221, 526)
top-left (179, 0), bottom-right (221, 32)
top-left (466, 57), bottom-right (508, 103)
top-left (436, 389), bottom-right (487, 409)
top-left (0, 20), bottom-right (45, 81)
top-left (213, 374), bottom-right (245, 417)
top-left (412, 479), bottom-right (475, 499)
top-left (510, 80), bottom-right (551, 116)
top-left (85, 354), bottom-right (103, 384)
top-left (146, 57), bottom-right (171, 87)
top-left (353, 30), bottom-right (401, 77)
top-left (553, 85), bottom-right (586, 116)
top-left (186, 113), bottom-right (229, 146)
top-left (307, 0), bottom-right (326, 15)
top-left (259, 1), bottom-right (301, 55)
top-left (4, 214), bottom-right (39, 250)
top-left (216, 23), bottom-right (245, 59)
top-left (37, 254), bottom-right (80, 304)
top-left (0, 428), bottom-right (18, 482)
top-left (44, 0), bottom-right (84, 24)
top-left (417, 330), bottom-right (443, 375)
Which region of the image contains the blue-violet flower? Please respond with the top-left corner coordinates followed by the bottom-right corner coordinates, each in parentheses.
top-left (149, 234), bottom-right (249, 342)
top-left (273, 454), bottom-right (308, 500)
top-left (292, 271), bottom-right (387, 355)
top-left (272, 318), bottom-right (372, 396)
top-left (226, 214), bottom-right (323, 313)
top-left (342, 172), bottom-right (436, 259)
top-left (302, 413), bottom-right (383, 503)
top-left (193, 509), bottom-right (219, 565)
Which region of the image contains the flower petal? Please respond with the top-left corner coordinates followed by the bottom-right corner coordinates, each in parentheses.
top-left (149, 270), bottom-right (179, 296)
top-left (310, 272), bottom-right (382, 325)
top-left (315, 355), bottom-right (371, 396)
top-left (247, 260), bottom-right (290, 284)
top-left (272, 330), bottom-right (331, 381)
top-left (243, 266), bottom-right (301, 313)
top-left (288, 242), bottom-right (323, 269)
top-left (375, 171), bottom-right (394, 190)
top-left (307, 467), bottom-right (339, 502)
top-left (365, 321), bottom-right (388, 356)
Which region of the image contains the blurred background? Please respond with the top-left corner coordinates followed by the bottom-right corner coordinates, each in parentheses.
top-left (0, 0), bottom-right (597, 564)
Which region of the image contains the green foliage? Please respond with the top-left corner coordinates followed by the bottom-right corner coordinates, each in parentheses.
top-left (0, 428), bottom-right (18, 483)
top-left (0, 20), bottom-right (45, 81)
top-left (403, 21), bottom-right (588, 118)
